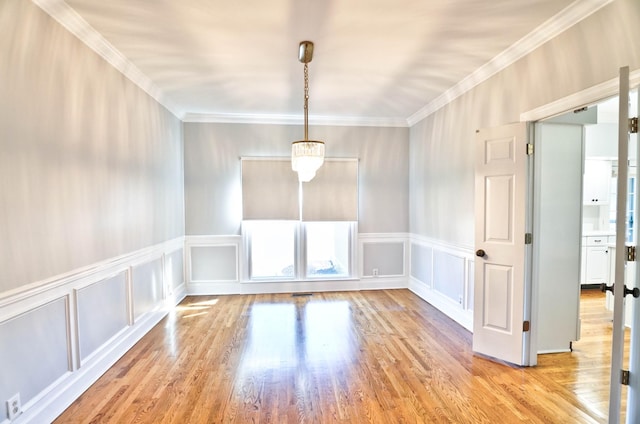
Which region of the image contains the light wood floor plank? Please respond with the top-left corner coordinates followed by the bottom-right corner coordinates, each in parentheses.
top-left (55, 288), bottom-right (628, 423)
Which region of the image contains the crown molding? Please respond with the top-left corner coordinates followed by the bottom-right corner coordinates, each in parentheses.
top-left (182, 112), bottom-right (409, 128)
top-left (32, 0), bottom-right (184, 119)
top-left (33, 0), bottom-right (613, 128)
top-left (407, 0), bottom-right (614, 126)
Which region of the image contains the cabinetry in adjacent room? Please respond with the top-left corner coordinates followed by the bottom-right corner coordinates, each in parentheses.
top-left (580, 235), bottom-right (614, 285)
top-left (583, 159), bottom-right (612, 204)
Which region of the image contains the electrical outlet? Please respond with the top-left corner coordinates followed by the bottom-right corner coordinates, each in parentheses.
top-left (372, 268), bottom-right (379, 276)
top-left (6, 393), bottom-right (21, 420)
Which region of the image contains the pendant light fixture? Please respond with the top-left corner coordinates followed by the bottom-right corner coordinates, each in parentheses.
top-left (291, 41), bottom-right (325, 183)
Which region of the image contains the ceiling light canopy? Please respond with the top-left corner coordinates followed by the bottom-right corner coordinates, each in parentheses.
top-left (291, 41), bottom-right (325, 183)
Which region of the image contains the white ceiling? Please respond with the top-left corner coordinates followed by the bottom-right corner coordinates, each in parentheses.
top-left (37, 0), bottom-right (611, 125)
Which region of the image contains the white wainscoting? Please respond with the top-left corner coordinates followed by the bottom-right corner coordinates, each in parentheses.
top-left (185, 233), bottom-right (410, 295)
top-left (358, 233), bottom-right (409, 290)
top-left (408, 235), bottom-right (474, 332)
top-left (0, 238), bottom-right (185, 424)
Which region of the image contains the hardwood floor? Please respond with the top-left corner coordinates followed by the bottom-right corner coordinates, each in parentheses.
top-left (55, 289), bottom-right (629, 423)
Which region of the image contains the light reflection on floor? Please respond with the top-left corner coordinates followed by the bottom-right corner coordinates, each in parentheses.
top-left (239, 300), bottom-right (356, 374)
top-left (164, 298), bottom-right (221, 355)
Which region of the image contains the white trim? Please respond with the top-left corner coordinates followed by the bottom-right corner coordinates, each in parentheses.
top-left (0, 242), bottom-right (183, 323)
top-left (407, 0), bottom-right (614, 126)
top-left (358, 233), bottom-right (409, 278)
top-left (409, 277), bottom-right (473, 332)
top-left (33, 0), bottom-right (612, 128)
top-left (358, 232), bottom-right (410, 241)
top-left (537, 348), bottom-right (572, 354)
top-left (185, 235), bottom-right (242, 286)
top-left (408, 235), bottom-right (475, 331)
top-left (410, 234), bottom-right (474, 256)
top-left (182, 113), bottom-right (409, 128)
top-left (520, 68), bottom-right (640, 122)
top-left (187, 277), bottom-right (407, 296)
top-left (0, 237), bottom-right (184, 319)
top-left (19, 309), bottom-right (166, 424)
top-left (31, 0), bottom-right (182, 119)
top-left (0, 238), bottom-right (184, 424)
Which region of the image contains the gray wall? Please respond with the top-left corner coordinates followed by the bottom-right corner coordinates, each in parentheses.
top-left (0, 0), bottom-right (185, 292)
top-left (409, 0), bottom-right (640, 247)
top-left (184, 123), bottom-right (409, 235)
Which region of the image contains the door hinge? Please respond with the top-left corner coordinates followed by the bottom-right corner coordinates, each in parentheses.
top-left (527, 143), bottom-right (534, 155)
top-left (626, 245), bottom-right (636, 262)
top-left (523, 321), bottom-right (530, 332)
top-left (621, 369), bottom-right (630, 385)
top-left (525, 233), bottom-right (532, 245)
top-left (630, 117), bottom-right (638, 134)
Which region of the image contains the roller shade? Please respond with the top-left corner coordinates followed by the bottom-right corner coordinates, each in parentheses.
top-left (241, 158), bottom-right (299, 220)
top-left (302, 159), bottom-right (358, 221)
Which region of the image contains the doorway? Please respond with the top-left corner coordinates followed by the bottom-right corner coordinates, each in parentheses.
top-left (535, 92), bottom-right (638, 353)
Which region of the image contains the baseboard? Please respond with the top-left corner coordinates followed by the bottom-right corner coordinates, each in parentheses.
top-left (186, 277), bottom-right (409, 296)
top-left (409, 278), bottom-right (473, 332)
top-left (537, 348), bottom-right (572, 354)
top-left (0, 238), bottom-right (185, 424)
top-left (14, 309), bottom-right (168, 424)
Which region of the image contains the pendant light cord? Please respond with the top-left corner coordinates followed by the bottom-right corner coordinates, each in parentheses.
top-left (304, 62), bottom-right (309, 141)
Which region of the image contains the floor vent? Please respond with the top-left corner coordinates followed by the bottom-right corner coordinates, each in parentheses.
top-left (292, 293), bottom-right (313, 297)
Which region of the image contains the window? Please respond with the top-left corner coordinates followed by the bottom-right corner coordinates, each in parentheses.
top-left (245, 221), bottom-right (296, 279)
top-left (305, 222), bottom-right (352, 278)
top-left (244, 220), bottom-right (355, 281)
top-left (609, 172), bottom-right (636, 242)
top-left (241, 157), bottom-right (358, 282)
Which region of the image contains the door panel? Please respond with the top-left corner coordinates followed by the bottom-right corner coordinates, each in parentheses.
top-left (485, 175), bottom-right (514, 242)
top-left (474, 122), bottom-right (530, 366)
top-left (484, 265), bottom-right (512, 331)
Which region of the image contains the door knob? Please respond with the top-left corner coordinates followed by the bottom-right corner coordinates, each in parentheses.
top-left (624, 286), bottom-right (640, 298)
top-left (600, 283), bottom-right (614, 294)
top-left (475, 249), bottom-right (486, 258)
top-left (600, 283), bottom-right (640, 298)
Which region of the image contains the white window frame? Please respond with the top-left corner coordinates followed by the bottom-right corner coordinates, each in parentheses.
top-left (242, 220), bottom-right (357, 282)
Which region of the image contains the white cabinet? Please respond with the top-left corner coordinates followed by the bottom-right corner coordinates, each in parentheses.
top-left (584, 245), bottom-right (609, 283)
top-left (583, 159), bottom-right (611, 205)
top-left (580, 235), bottom-right (613, 285)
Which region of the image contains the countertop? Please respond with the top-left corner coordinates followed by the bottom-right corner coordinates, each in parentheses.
top-left (583, 231), bottom-right (615, 237)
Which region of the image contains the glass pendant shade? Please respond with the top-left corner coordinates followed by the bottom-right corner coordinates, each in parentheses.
top-left (291, 140), bottom-right (325, 182)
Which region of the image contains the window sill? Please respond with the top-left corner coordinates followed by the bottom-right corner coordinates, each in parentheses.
top-left (241, 277), bottom-right (359, 284)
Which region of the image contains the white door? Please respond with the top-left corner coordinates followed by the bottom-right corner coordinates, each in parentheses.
top-left (609, 66), bottom-right (639, 423)
top-left (628, 85), bottom-right (640, 424)
top-left (473, 122), bottom-right (532, 366)
top-left (608, 68), bottom-right (640, 424)
top-left (532, 123), bottom-right (582, 354)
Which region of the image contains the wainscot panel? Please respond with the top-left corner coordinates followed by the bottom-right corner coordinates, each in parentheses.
top-left (410, 243), bottom-right (433, 287)
top-left (166, 248), bottom-right (185, 293)
top-left (191, 245), bottom-right (238, 281)
top-left (0, 297), bottom-right (70, 415)
top-left (185, 234), bottom-right (410, 295)
top-left (361, 240), bottom-right (405, 277)
top-left (132, 258), bottom-right (164, 321)
top-left (408, 235), bottom-right (474, 331)
top-left (76, 272), bottom-right (128, 363)
top-left (359, 234), bottom-right (408, 279)
top-left (433, 250), bottom-right (465, 306)
top-left (0, 237), bottom-right (184, 424)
